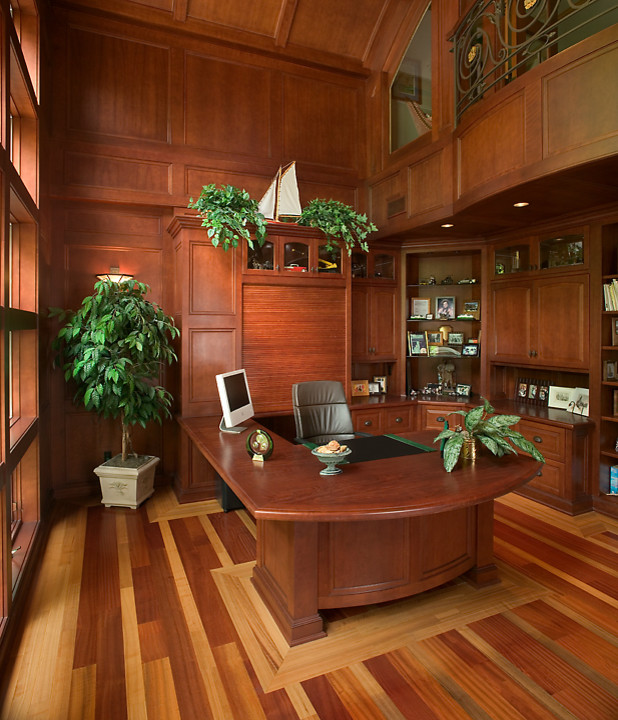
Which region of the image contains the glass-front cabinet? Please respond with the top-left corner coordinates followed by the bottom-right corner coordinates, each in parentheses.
top-left (244, 227), bottom-right (344, 277)
top-left (352, 249), bottom-right (397, 281)
top-left (492, 228), bottom-right (586, 277)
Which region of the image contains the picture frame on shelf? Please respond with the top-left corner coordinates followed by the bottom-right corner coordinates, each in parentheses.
top-left (436, 296), bottom-right (456, 320)
top-left (528, 383), bottom-right (537, 400)
top-left (537, 383), bottom-right (549, 404)
top-left (548, 385), bottom-right (573, 410)
top-left (568, 387), bottom-right (589, 416)
top-left (410, 297), bottom-right (431, 319)
top-left (462, 343), bottom-right (479, 357)
top-left (426, 331), bottom-right (443, 346)
top-left (456, 383), bottom-right (471, 396)
top-left (447, 332), bottom-right (464, 345)
top-left (368, 382), bottom-right (381, 395)
top-left (373, 375), bottom-right (387, 394)
top-left (459, 300), bottom-right (480, 320)
top-left (604, 360), bottom-right (617, 381)
top-left (408, 332), bottom-right (428, 355)
top-left (517, 379), bottom-right (528, 399)
top-left (351, 380), bottom-right (369, 397)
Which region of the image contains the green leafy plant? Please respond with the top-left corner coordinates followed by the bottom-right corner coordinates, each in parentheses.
top-left (433, 398), bottom-right (545, 472)
top-left (50, 279), bottom-right (180, 463)
top-left (297, 198), bottom-right (377, 255)
top-left (188, 184), bottom-right (268, 251)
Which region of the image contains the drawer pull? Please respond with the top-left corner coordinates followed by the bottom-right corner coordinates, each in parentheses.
top-left (436, 416), bottom-right (445, 422)
top-left (364, 420), bottom-right (372, 426)
top-left (395, 417), bottom-right (403, 423)
top-left (537, 470), bottom-right (543, 476)
top-left (533, 436), bottom-right (543, 443)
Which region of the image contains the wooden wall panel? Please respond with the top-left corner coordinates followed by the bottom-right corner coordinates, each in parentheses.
top-left (369, 172), bottom-right (406, 228)
top-left (68, 28), bottom-right (170, 141)
top-left (283, 75), bottom-right (359, 170)
top-left (63, 152), bottom-right (171, 195)
top-left (184, 54), bottom-right (272, 156)
top-left (243, 284), bottom-right (348, 413)
top-left (190, 242), bottom-right (237, 315)
top-left (187, 0), bottom-right (280, 37)
top-left (544, 44), bottom-right (618, 157)
top-left (188, 328), bottom-right (237, 406)
top-left (457, 92), bottom-right (526, 197)
top-left (409, 150), bottom-right (445, 215)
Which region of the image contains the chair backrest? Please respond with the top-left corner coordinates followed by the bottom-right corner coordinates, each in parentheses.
top-left (292, 380), bottom-right (356, 445)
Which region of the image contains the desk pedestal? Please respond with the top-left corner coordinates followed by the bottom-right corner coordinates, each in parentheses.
top-left (252, 501), bottom-right (497, 646)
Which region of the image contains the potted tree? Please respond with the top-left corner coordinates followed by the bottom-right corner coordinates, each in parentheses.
top-left (50, 279), bottom-right (180, 508)
top-left (434, 398), bottom-right (545, 472)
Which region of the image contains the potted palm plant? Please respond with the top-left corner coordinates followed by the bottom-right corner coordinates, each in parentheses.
top-left (434, 398), bottom-right (545, 472)
top-left (50, 278), bottom-right (180, 508)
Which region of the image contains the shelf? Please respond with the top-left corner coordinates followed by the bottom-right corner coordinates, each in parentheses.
top-left (600, 449), bottom-right (618, 459)
top-left (601, 381), bottom-right (618, 387)
top-left (602, 346), bottom-right (618, 350)
top-left (407, 317), bottom-right (479, 322)
top-left (601, 415), bottom-right (618, 423)
top-left (406, 283), bottom-right (479, 288)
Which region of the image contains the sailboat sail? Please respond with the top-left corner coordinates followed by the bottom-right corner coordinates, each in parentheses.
top-left (258, 162), bottom-right (302, 221)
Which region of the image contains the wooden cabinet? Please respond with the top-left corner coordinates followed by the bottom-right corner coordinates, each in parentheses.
top-left (489, 273), bottom-right (589, 369)
top-left (243, 223), bottom-right (345, 278)
top-left (491, 228), bottom-right (586, 277)
top-left (417, 402), bottom-right (465, 430)
top-left (352, 247), bottom-right (399, 362)
top-left (351, 400), bottom-right (414, 435)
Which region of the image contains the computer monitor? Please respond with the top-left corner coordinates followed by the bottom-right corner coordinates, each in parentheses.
top-left (215, 368), bottom-right (254, 433)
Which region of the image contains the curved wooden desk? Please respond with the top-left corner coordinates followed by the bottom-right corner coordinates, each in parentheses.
top-left (179, 416), bottom-right (542, 646)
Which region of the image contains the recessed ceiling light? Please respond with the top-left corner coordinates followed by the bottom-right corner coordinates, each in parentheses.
top-left (441, 223), bottom-right (454, 228)
top-left (513, 202), bottom-right (529, 207)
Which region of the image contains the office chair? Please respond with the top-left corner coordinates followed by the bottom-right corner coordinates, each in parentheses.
top-left (292, 380), bottom-right (358, 445)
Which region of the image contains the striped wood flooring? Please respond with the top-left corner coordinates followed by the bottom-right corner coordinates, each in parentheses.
top-left (0, 487), bottom-right (617, 719)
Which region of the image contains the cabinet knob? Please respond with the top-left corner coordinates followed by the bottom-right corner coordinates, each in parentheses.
top-left (533, 436), bottom-right (542, 443)
top-left (395, 417), bottom-right (402, 423)
top-left (364, 420), bottom-right (372, 426)
top-left (276, 264), bottom-right (280, 271)
top-left (537, 469), bottom-right (543, 476)
top-left (436, 416), bottom-right (445, 422)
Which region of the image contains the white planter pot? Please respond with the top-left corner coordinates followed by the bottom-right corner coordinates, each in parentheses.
top-left (94, 454), bottom-right (160, 509)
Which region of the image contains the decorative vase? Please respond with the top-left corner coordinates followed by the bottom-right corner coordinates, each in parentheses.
top-left (462, 438), bottom-right (477, 461)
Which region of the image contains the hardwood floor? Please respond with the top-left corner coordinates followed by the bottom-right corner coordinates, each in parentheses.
top-left (1, 488), bottom-right (616, 719)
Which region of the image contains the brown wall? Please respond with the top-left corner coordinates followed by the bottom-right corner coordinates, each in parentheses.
top-left (47, 7), bottom-right (366, 497)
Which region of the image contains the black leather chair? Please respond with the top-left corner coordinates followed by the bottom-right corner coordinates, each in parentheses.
top-left (292, 380), bottom-right (357, 445)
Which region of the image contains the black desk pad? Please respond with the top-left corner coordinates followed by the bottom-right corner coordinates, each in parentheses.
top-left (311, 434), bottom-right (435, 464)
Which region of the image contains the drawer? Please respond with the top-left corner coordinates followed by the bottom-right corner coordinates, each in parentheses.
top-left (523, 459), bottom-right (563, 497)
top-left (353, 409), bottom-right (383, 435)
top-left (420, 405), bottom-right (464, 431)
top-left (517, 420), bottom-right (565, 462)
top-left (384, 407), bottom-right (414, 433)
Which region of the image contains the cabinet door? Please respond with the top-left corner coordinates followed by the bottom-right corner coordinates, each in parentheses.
top-left (371, 287), bottom-right (397, 360)
top-left (489, 281), bottom-right (533, 363)
top-left (351, 286), bottom-right (371, 360)
top-left (535, 274), bottom-right (589, 369)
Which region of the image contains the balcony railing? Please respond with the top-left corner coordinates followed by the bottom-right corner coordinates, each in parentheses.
top-left (451, 0), bottom-right (618, 123)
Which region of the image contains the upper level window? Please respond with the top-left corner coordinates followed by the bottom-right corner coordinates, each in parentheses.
top-left (390, 4), bottom-right (432, 153)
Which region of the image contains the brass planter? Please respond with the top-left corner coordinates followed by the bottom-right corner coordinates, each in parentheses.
top-left (461, 438), bottom-right (477, 461)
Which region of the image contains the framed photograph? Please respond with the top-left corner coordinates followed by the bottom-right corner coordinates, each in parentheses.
top-left (368, 382), bottom-right (380, 395)
top-left (436, 296), bottom-right (456, 320)
top-left (373, 375), bottom-right (387, 393)
top-left (528, 384), bottom-right (537, 400)
top-left (428, 345), bottom-right (441, 356)
top-left (548, 385), bottom-right (573, 410)
top-left (391, 62), bottom-right (421, 102)
top-left (447, 332), bottom-right (464, 345)
top-left (517, 380), bottom-right (528, 399)
top-left (408, 332), bottom-right (428, 355)
top-left (462, 343), bottom-right (479, 357)
top-left (410, 297), bottom-right (431, 319)
top-left (604, 360), bottom-right (617, 381)
top-left (351, 380), bottom-right (369, 397)
top-left (613, 318), bottom-right (618, 346)
top-left (537, 383), bottom-right (549, 404)
top-left (426, 331), bottom-right (443, 346)
top-left (569, 387), bottom-right (589, 416)
top-left (460, 300), bottom-right (480, 320)
top-left (456, 383), bottom-right (471, 396)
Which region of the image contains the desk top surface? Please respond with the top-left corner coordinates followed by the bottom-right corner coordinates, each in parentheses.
top-left (179, 416), bottom-right (542, 522)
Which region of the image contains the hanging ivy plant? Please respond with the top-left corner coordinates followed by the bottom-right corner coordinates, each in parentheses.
top-left (297, 199), bottom-right (377, 255)
top-left (188, 184), bottom-right (268, 251)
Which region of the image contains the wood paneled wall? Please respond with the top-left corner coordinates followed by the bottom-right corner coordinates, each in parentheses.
top-left (47, 6), bottom-right (366, 498)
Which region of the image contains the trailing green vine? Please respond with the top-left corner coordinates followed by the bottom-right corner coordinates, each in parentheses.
top-left (298, 198), bottom-right (377, 255)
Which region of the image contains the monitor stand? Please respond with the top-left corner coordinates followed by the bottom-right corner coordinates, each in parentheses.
top-left (219, 416), bottom-right (247, 434)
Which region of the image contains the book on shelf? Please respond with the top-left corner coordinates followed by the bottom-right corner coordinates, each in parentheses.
top-left (610, 465), bottom-right (618, 494)
top-left (603, 278), bottom-right (618, 310)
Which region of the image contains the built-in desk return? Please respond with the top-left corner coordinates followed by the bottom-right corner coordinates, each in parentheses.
top-left (216, 472), bottom-right (244, 512)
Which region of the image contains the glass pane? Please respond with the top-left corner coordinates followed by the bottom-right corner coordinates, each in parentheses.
top-left (494, 245), bottom-right (530, 275)
top-left (539, 234), bottom-right (584, 270)
top-left (390, 4), bottom-right (432, 152)
top-left (374, 253), bottom-right (394, 280)
top-left (351, 251), bottom-right (368, 279)
top-left (246, 241), bottom-right (274, 271)
top-left (318, 245), bottom-right (341, 274)
top-left (283, 242), bottom-right (309, 272)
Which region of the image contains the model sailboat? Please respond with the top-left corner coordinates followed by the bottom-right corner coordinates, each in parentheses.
top-left (258, 161), bottom-right (302, 222)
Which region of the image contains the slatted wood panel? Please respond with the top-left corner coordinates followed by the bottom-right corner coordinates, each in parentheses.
top-left (1, 490), bottom-right (617, 719)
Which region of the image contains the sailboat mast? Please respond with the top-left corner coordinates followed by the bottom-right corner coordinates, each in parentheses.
top-left (274, 166), bottom-right (283, 222)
